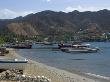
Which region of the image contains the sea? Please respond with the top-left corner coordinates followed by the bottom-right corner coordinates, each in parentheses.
top-left (16, 42), bottom-right (110, 78)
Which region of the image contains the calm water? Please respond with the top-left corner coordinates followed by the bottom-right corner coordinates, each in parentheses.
top-left (16, 42), bottom-right (110, 77)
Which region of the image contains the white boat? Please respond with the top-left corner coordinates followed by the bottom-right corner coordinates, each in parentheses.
top-left (60, 44), bottom-right (99, 53)
top-left (0, 58), bottom-right (28, 70)
top-left (43, 41), bottom-right (53, 45)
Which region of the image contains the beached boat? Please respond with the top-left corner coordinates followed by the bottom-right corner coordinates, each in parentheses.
top-left (0, 58), bottom-right (28, 70)
top-left (59, 43), bottom-right (99, 53)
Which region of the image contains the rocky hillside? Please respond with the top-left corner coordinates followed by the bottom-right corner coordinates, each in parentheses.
top-left (0, 9), bottom-right (110, 36)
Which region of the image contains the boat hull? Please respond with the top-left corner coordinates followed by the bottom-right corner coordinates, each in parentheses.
top-left (9, 45), bottom-right (32, 49)
top-left (61, 48), bottom-right (98, 53)
top-left (0, 60), bottom-right (28, 70)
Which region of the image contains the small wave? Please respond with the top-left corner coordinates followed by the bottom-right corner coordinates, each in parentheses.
top-left (71, 58), bottom-right (86, 60)
top-left (86, 72), bottom-right (110, 80)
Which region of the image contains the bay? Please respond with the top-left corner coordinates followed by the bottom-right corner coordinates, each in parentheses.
top-left (16, 42), bottom-right (110, 77)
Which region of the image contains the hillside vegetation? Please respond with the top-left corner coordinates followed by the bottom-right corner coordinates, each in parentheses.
top-left (0, 9), bottom-right (110, 42)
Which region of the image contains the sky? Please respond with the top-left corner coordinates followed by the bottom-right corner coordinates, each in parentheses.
top-left (0, 0), bottom-right (110, 19)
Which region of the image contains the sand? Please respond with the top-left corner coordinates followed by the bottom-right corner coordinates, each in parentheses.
top-left (23, 60), bottom-right (110, 82)
top-left (5, 48), bottom-right (18, 58)
top-left (1, 49), bottom-right (110, 82)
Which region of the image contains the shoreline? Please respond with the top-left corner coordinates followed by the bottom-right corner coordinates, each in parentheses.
top-left (7, 49), bottom-right (110, 82)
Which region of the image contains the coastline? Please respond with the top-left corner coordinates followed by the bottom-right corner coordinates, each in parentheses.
top-left (6, 49), bottom-right (110, 82)
top-left (24, 61), bottom-right (110, 82)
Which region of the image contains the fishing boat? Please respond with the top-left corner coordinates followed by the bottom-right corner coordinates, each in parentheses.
top-left (11, 44), bottom-right (32, 49)
top-left (4, 43), bottom-right (32, 49)
top-left (58, 43), bottom-right (99, 53)
top-left (0, 58), bottom-right (28, 70)
top-left (43, 41), bottom-right (53, 45)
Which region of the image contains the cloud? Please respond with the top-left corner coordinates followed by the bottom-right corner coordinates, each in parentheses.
top-left (64, 6), bottom-right (110, 12)
top-left (47, 0), bottom-right (51, 2)
top-left (0, 9), bottom-right (34, 19)
top-left (42, 0), bottom-right (51, 2)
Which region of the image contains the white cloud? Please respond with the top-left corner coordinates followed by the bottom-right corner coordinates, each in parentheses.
top-left (47, 0), bottom-right (51, 2)
top-left (0, 9), bottom-right (34, 19)
top-left (64, 6), bottom-right (110, 12)
top-left (42, 0), bottom-right (51, 2)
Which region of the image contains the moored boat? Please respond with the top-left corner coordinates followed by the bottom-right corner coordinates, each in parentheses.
top-left (59, 43), bottom-right (99, 53)
top-left (4, 43), bottom-right (32, 49)
top-left (43, 41), bottom-right (53, 45)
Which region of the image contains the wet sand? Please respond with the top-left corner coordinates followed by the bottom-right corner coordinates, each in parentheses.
top-left (2, 49), bottom-right (110, 82)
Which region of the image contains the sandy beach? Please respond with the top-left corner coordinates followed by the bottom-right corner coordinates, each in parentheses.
top-left (2, 49), bottom-right (110, 82)
top-left (24, 60), bottom-right (110, 82)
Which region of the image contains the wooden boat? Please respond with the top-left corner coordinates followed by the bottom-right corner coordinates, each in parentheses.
top-left (4, 43), bottom-right (32, 49)
top-left (11, 44), bottom-right (32, 49)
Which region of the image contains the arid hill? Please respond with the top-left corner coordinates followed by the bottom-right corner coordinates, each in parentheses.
top-left (0, 9), bottom-right (110, 36)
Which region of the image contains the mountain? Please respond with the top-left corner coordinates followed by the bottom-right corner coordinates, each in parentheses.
top-left (0, 9), bottom-right (110, 36)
